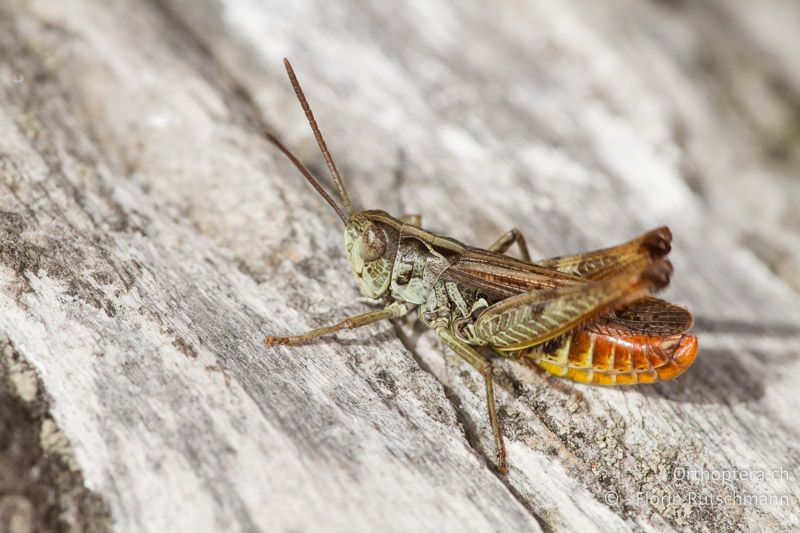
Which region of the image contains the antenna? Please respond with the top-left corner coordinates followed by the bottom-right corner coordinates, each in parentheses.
top-left (282, 58), bottom-right (354, 216)
top-left (263, 130), bottom-right (349, 224)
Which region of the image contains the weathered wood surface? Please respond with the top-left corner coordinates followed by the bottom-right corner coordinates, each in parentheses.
top-left (1, 1), bottom-right (799, 531)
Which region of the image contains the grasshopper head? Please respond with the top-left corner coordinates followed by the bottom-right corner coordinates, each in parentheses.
top-left (266, 61), bottom-right (400, 299)
top-left (344, 213), bottom-right (395, 298)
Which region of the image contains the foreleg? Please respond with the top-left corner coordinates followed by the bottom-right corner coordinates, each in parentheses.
top-left (264, 301), bottom-right (413, 346)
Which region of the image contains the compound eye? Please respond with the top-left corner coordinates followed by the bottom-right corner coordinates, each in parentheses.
top-left (361, 224), bottom-right (386, 261)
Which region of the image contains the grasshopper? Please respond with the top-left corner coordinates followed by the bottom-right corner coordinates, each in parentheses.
top-left (263, 59), bottom-right (697, 473)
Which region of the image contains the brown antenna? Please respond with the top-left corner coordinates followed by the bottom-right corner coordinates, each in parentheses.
top-left (263, 130), bottom-right (348, 224)
top-left (282, 58), bottom-right (354, 216)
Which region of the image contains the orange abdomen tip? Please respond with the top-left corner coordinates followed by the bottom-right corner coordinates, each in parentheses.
top-left (654, 334), bottom-right (698, 381)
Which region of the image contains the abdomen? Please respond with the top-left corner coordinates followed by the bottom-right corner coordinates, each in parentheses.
top-left (512, 330), bottom-right (698, 385)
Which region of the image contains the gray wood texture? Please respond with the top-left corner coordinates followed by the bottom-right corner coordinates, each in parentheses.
top-left (1, 1), bottom-right (799, 531)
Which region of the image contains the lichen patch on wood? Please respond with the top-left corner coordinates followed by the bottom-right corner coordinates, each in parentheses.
top-left (0, 334), bottom-right (112, 533)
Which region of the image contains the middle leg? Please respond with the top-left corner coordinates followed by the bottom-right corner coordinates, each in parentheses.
top-left (488, 228), bottom-right (531, 261)
top-left (436, 326), bottom-right (508, 474)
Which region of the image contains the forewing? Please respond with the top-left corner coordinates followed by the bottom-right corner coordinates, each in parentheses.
top-left (443, 228), bottom-right (688, 346)
top-left (444, 249), bottom-right (585, 300)
top-left (533, 227), bottom-right (672, 281)
top-left (527, 228), bottom-right (691, 336)
top-left (445, 226), bottom-right (672, 301)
